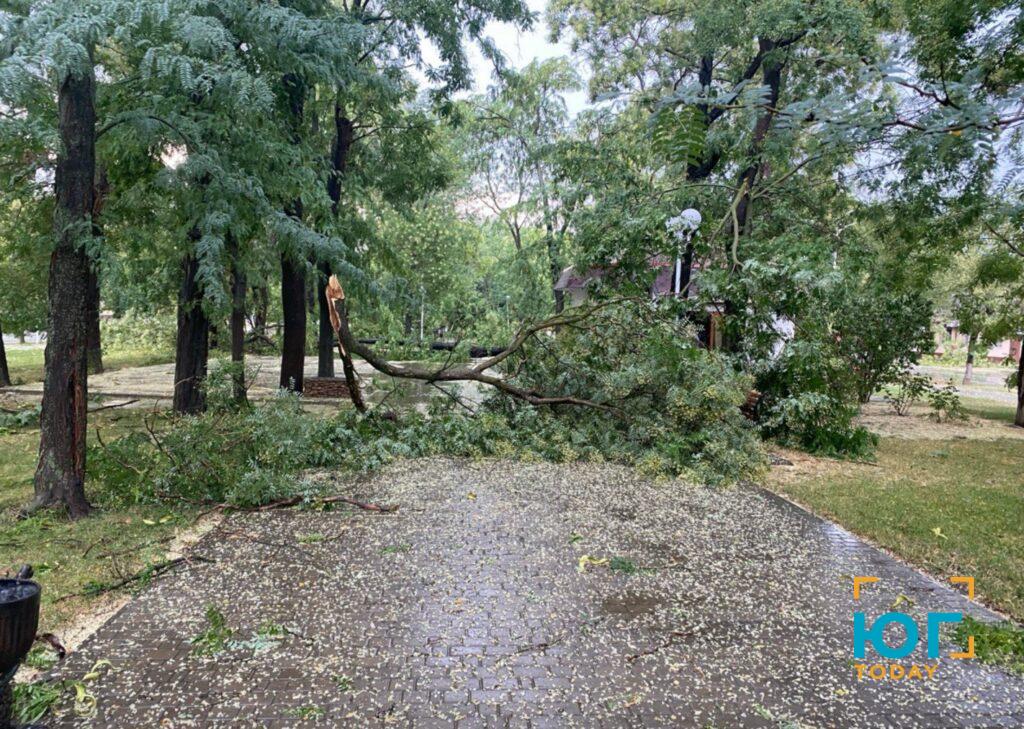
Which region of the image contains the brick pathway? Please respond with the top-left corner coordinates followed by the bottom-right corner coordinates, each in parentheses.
top-left (45, 459), bottom-right (1024, 727)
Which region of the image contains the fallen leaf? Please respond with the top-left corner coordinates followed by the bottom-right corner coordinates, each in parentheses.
top-left (577, 555), bottom-right (608, 573)
top-left (932, 527), bottom-right (948, 539)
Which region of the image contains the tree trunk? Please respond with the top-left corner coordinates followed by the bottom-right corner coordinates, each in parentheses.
top-left (279, 72), bottom-right (306, 392)
top-left (280, 252), bottom-right (306, 392)
top-left (0, 320), bottom-right (11, 387)
top-left (33, 65), bottom-right (95, 519)
top-left (320, 106), bottom-right (355, 378)
top-left (228, 233), bottom-right (247, 404)
top-left (721, 37), bottom-right (786, 352)
top-left (548, 231), bottom-right (565, 314)
top-left (1015, 348), bottom-right (1023, 428)
top-left (173, 249), bottom-right (210, 414)
top-left (316, 261), bottom-right (335, 377)
top-left (962, 332), bottom-right (974, 385)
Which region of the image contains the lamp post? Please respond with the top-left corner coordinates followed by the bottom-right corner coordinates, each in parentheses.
top-left (667, 208), bottom-right (701, 298)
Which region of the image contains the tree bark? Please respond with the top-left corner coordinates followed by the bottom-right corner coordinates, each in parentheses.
top-left (319, 105), bottom-right (356, 378)
top-left (33, 65), bottom-right (95, 518)
top-left (86, 167), bottom-right (108, 374)
top-left (280, 251), bottom-right (307, 392)
top-left (316, 260), bottom-right (335, 377)
top-left (173, 248), bottom-right (210, 414)
top-left (279, 72), bottom-right (307, 392)
top-left (228, 233), bottom-right (247, 404)
top-left (721, 37), bottom-right (788, 351)
top-left (0, 320), bottom-right (11, 387)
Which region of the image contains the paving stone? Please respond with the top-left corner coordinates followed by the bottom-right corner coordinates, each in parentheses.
top-left (42, 458), bottom-right (1024, 727)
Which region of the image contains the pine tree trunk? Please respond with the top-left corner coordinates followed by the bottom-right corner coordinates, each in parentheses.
top-left (33, 66), bottom-right (95, 519)
top-left (280, 252), bottom-right (306, 392)
top-left (173, 250), bottom-right (210, 414)
top-left (316, 260), bottom-right (335, 377)
top-left (0, 320), bottom-right (11, 387)
top-left (228, 233), bottom-right (247, 404)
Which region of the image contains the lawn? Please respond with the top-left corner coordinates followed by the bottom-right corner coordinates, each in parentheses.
top-left (768, 436), bottom-right (1024, 622)
top-left (961, 396), bottom-right (1020, 425)
top-left (3, 346), bottom-right (173, 386)
top-left (0, 411), bottom-right (195, 634)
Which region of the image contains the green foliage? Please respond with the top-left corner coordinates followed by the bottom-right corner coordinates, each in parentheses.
top-left (955, 618), bottom-right (1024, 675)
top-left (501, 301), bottom-right (767, 485)
top-left (927, 380), bottom-right (968, 422)
top-left (762, 391), bottom-right (878, 460)
top-left (0, 404), bottom-right (41, 432)
top-left (190, 605), bottom-right (234, 657)
top-left (100, 311), bottom-right (176, 354)
top-left (608, 556), bottom-right (639, 575)
top-left (886, 366), bottom-right (934, 416)
top-left (12, 681), bottom-right (62, 725)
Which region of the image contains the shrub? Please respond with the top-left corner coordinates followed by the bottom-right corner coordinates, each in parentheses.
top-left (755, 339), bottom-right (877, 459)
top-left (886, 365), bottom-right (933, 416)
top-left (760, 391), bottom-right (877, 459)
top-left (928, 380), bottom-right (968, 422)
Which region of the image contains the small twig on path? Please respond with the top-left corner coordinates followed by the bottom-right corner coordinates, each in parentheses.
top-left (54, 555), bottom-right (214, 602)
top-left (248, 494), bottom-right (399, 513)
top-left (89, 398), bottom-right (139, 413)
top-left (625, 630), bottom-right (696, 663)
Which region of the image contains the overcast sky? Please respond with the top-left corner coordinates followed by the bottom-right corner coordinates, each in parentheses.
top-left (426, 0), bottom-right (589, 115)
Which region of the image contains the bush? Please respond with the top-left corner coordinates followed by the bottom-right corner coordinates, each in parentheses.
top-left (886, 365), bottom-right (933, 416)
top-left (761, 391), bottom-right (877, 459)
top-left (928, 380), bottom-right (968, 422)
top-left (755, 339), bottom-right (877, 459)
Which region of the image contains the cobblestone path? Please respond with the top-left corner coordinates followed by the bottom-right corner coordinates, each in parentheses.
top-left (46, 459), bottom-right (1024, 727)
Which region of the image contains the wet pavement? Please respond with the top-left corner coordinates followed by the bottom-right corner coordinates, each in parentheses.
top-left (44, 459), bottom-right (1024, 727)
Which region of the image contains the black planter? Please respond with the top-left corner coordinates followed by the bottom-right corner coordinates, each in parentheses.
top-left (0, 580), bottom-right (40, 675)
top-left (0, 578), bottom-right (41, 728)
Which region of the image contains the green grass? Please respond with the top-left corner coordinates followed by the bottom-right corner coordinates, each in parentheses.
top-left (955, 617), bottom-right (1024, 674)
top-left (772, 437), bottom-right (1024, 621)
top-left (3, 346), bottom-right (173, 385)
top-left (0, 410), bottom-right (194, 633)
top-left (960, 397), bottom-right (1020, 425)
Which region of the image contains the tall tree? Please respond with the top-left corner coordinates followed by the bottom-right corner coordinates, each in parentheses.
top-left (33, 54), bottom-right (96, 517)
top-left (465, 59), bottom-right (580, 313)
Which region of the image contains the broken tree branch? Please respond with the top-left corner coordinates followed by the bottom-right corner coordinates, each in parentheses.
top-left (328, 275), bottom-right (624, 415)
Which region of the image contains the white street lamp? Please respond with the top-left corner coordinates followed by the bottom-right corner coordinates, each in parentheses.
top-left (667, 208), bottom-right (701, 296)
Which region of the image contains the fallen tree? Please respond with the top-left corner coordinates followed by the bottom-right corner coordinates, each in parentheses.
top-left (325, 275), bottom-right (622, 414)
